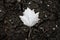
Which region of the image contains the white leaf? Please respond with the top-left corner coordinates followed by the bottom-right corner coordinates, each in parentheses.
top-left (19, 7), bottom-right (40, 27)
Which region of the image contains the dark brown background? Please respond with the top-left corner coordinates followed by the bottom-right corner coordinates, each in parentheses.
top-left (0, 0), bottom-right (60, 40)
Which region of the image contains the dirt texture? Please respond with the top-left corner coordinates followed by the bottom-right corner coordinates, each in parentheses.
top-left (0, 0), bottom-right (60, 40)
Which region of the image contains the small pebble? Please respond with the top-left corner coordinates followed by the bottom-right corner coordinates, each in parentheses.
top-left (28, 2), bottom-right (31, 4)
top-left (40, 27), bottom-right (44, 31)
top-left (0, 10), bottom-right (2, 12)
top-left (40, 27), bottom-right (43, 29)
top-left (45, 15), bottom-right (47, 18)
top-left (47, 34), bottom-right (50, 37)
top-left (9, 19), bottom-right (12, 22)
top-left (25, 38), bottom-right (27, 40)
top-left (17, 0), bottom-right (21, 2)
top-left (53, 28), bottom-right (55, 30)
top-left (47, 4), bottom-right (50, 7)
top-left (56, 25), bottom-right (58, 28)
top-left (40, 1), bottom-right (43, 4)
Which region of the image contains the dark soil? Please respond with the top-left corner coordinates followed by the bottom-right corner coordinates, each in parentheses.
top-left (0, 0), bottom-right (60, 40)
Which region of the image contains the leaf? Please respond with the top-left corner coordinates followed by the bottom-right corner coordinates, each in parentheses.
top-left (19, 7), bottom-right (40, 27)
